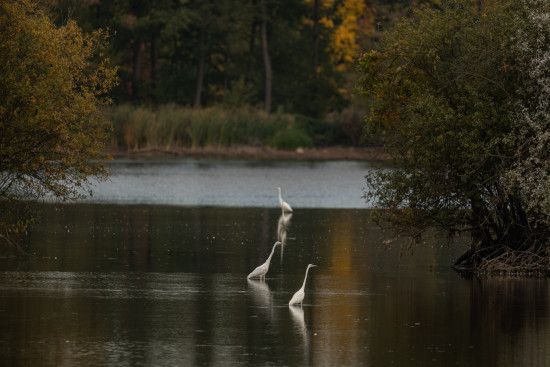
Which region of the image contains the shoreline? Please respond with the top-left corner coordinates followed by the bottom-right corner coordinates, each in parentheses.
top-left (105, 146), bottom-right (390, 161)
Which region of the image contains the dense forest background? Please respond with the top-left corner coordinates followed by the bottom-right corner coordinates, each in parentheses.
top-left (47, 0), bottom-right (433, 117)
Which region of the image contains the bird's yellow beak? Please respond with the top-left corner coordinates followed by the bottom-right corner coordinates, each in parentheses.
top-left (281, 242), bottom-right (286, 245)
top-left (312, 265), bottom-right (318, 267)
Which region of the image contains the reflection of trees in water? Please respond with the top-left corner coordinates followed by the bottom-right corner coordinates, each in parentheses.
top-left (367, 274), bottom-right (550, 367)
top-left (26, 205), bottom-right (293, 273)
top-left (470, 276), bottom-right (550, 367)
top-left (21, 205), bottom-right (550, 366)
top-left (120, 206), bottom-right (153, 271)
top-left (310, 211), bottom-right (368, 366)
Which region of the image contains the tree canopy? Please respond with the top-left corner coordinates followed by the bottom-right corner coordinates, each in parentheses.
top-left (0, 0), bottom-right (117, 245)
top-left (55, 0), bottom-right (374, 117)
top-left (359, 0), bottom-right (550, 272)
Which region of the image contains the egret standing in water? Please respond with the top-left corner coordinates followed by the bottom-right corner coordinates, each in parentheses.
top-left (247, 241), bottom-right (284, 280)
top-left (289, 264), bottom-right (317, 306)
top-left (276, 187), bottom-right (293, 213)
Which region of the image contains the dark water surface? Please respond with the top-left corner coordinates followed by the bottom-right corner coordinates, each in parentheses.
top-left (1, 204), bottom-right (549, 366)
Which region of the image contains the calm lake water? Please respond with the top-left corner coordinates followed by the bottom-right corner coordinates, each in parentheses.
top-left (82, 158), bottom-right (385, 208)
top-left (1, 159), bottom-right (549, 366)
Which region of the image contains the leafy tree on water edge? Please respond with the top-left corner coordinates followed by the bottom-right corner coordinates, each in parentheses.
top-left (0, 0), bottom-right (118, 250)
top-left (359, 0), bottom-right (550, 273)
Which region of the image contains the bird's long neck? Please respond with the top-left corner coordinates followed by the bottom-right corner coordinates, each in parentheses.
top-left (278, 189), bottom-right (283, 205)
top-left (301, 266), bottom-right (311, 290)
top-left (266, 243), bottom-right (278, 263)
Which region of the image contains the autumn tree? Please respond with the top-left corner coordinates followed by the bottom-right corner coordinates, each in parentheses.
top-left (0, 0), bottom-right (117, 248)
top-left (359, 0), bottom-right (550, 273)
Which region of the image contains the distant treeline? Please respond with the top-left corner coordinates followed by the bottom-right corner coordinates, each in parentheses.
top-left (50, 0), bottom-right (430, 118)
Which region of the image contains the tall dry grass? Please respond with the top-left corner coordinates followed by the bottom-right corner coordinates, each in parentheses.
top-left (105, 104), bottom-right (365, 151)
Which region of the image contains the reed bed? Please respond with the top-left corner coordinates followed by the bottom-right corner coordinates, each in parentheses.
top-left (105, 104), bottom-right (365, 151)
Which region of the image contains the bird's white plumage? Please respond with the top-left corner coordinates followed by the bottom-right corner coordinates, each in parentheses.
top-left (276, 187), bottom-right (293, 212)
top-left (282, 200), bottom-right (293, 213)
top-left (289, 288), bottom-right (305, 305)
top-left (247, 241), bottom-right (283, 279)
top-left (289, 264), bottom-right (317, 305)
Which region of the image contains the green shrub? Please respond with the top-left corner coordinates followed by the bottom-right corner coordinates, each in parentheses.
top-left (324, 105), bottom-right (368, 146)
top-left (295, 115), bottom-right (339, 147)
top-left (270, 128), bottom-right (314, 150)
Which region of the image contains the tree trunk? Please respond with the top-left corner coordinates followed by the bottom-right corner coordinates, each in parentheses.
top-left (150, 36), bottom-right (157, 104)
top-left (245, 0), bottom-right (258, 84)
top-left (132, 40), bottom-right (143, 101)
top-left (172, 37), bottom-right (180, 102)
top-left (246, 19), bottom-right (258, 84)
top-left (260, 0), bottom-right (272, 112)
top-left (313, 0), bottom-right (319, 72)
top-left (194, 23), bottom-right (206, 109)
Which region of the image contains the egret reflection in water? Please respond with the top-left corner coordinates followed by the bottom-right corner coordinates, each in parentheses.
top-left (289, 294), bottom-right (311, 364)
top-left (289, 303), bottom-right (305, 330)
top-left (277, 211), bottom-right (292, 261)
top-left (247, 279), bottom-right (273, 310)
top-left (277, 212), bottom-right (292, 241)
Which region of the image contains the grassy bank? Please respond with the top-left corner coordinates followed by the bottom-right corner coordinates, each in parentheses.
top-left (105, 104), bottom-right (366, 151)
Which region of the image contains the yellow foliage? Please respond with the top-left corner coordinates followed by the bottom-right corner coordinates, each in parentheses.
top-left (0, 0), bottom-right (118, 211)
top-left (305, 0), bottom-right (373, 72)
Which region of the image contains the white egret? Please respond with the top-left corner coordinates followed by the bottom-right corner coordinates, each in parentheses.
top-left (289, 264), bottom-right (317, 306)
top-left (247, 241), bottom-right (284, 279)
top-left (276, 187), bottom-right (293, 213)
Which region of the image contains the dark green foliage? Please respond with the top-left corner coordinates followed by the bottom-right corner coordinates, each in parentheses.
top-left (296, 115), bottom-right (341, 147)
top-left (359, 0), bottom-right (550, 271)
top-left (270, 128), bottom-right (314, 150)
top-left (62, 0), bottom-right (353, 116)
